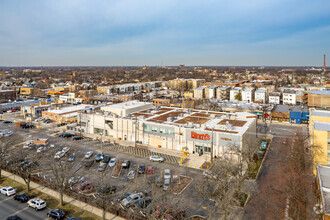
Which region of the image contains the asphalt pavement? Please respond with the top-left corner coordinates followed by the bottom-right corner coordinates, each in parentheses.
top-left (0, 194), bottom-right (49, 220)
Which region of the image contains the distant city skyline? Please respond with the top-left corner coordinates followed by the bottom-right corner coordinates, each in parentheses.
top-left (0, 0), bottom-right (330, 66)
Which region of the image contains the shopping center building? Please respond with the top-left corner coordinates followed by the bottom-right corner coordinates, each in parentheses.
top-left (78, 101), bottom-right (257, 158)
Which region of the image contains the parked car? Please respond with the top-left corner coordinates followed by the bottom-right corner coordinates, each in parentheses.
top-left (163, 179), bottom-right (170, 191)
top-left (6, 216), bottom-right (22, 220)
top-left (62, 147), bottom-right (70, 153)
top-left (47, 209), bottom-right (65, 219)
top-left (3, 120), bottom-right (13, 124)
top-left (21, 123), bottom-right (35, 129)
top-left (147, 166), bottom-right (153, 175)
top-left (37, 146), bottom-right (47, 153)
top-left (164, 169), bottom-right (171, 179)
top-left (83, 160), bottom-right (94, 167)
top-left (98, 163), bottom-right (107, 172)
top-left (127, 170), bottom-right (135, 180)
top-left (134, 196), bottom-right (152, 208)
top-left (68, 176), bottom-right (85, 185)
top-left (27, 198), bottom-right (46, 210)
top-left (54, 151), bottom-right (65, 159)
top-left (58, 133), bottom-right (74, 138)
top-left (102, 155), bottom-right (110, 163)
top-left (72, 136), bottom-right (83, 141)
top-left (96, 185), bottom-right (116, 195)
top-left (149, 155), bottom-right (164, 162)
top-left (116, 192), bottom-right (132, 202)
top-left (43, 119), bottom-right (52, 124)
top-left (85, 151), bottom-right (93, 159)
top-left (76, 181), bottom-right (94, 191)
top-left (0, 187), bottom-right (16, 196)
top-left (95, 152), bottom-right (103, 162)
top-left (121, 192), bottom-right (144, 208)
top-left (122, 160), bottom-right (130, 169)
top-left (109, 158), bottom-right (117, 167)
top-left (34, 117), bottom-right (43, 122)
top-left (138, 164), bottom-right (145, 174)
top-left (68, 153), bottom-right (76, 162)
top-left (13, 193), bottom-right (28, 203)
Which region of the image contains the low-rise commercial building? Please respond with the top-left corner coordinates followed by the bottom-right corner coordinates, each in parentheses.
top-left (78, 101), bottom-right (257, 159)
top-left (316, 165), bottom-right (330, 219)
top-left (42, 104), bottom-right (94, 123)
top-left (0, 90), bottom-right (16, 103)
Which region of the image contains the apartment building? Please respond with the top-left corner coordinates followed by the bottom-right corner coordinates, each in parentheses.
top-left (282, 89), bottom-right (296, 105)
top-left (78, 101), bottom-right (257, 159)
top-left (204, 85), bottom-right (218, 99)
top-left (169, 78), bottom-right (205, 91)
top-left (230, 87), bottom-right (242, 101)
top-left (0, 90), bottom-right (16, 103)
top-left (310, 109), bottom-right (330, 174)
top-left (269, 92), bottom-right (281, 104)
top-left (193, 86), bottom-right (206, 99)
top-left (308, 91), bottom-right (330, 108)
top-left (254, 88), bottom-right (267, 104)
top-left (216, 87), bottom-right (230, 101)
top-left (242, 87), bottom-right (255, 102)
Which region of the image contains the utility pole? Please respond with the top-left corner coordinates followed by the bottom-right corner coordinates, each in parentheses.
top-left (134, 116), bottom-right (138, 148)
top-left (211, 128), bottom-right (214, 163)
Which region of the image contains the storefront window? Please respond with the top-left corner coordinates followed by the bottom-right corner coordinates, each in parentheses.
top-left (152, 127), bottom-right (157, 132)
top-left (204, 146), bottom-right (211, 154)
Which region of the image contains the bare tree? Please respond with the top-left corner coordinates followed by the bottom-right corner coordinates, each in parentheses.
top-left (48, 147), bottom-right (80, 206)
top-left (12, 148), bottom-right (41, 194)
top-left (0, 134), bottom-right (23, 179)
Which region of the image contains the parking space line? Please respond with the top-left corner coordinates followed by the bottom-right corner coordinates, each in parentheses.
top-left (4, 206), bottom-right (29, 219)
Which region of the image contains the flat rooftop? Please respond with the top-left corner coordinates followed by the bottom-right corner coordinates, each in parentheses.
top-left (311, 110), bottom-right (330, 118)
top-left (102, 100), bottom-right (152, 110)
top-left (46, 104), bottom-right (92, 114)
top-left (317, 165), bottom-right (330, 214)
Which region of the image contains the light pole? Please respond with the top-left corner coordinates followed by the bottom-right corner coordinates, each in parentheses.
top-left (211, 127), bottom-right (214, 163)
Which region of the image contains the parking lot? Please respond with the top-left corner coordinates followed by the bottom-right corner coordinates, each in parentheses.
top-left (0, 120), bottom-right (212, 218)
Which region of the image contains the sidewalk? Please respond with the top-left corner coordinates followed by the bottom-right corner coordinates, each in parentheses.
top-left (2, 170), bottom-right (125, 220)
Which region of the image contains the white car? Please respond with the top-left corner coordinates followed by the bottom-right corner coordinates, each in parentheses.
top-left (34, 117), bottom-right (43, 122)
top-left (85, 151), bottom-right (93, 159)
top-left (149, 155), bottom-right (164, 162)
top-left (27, 198), bottom-right (46, 210)
top-left (68, 176), bottom-right (85, 185)
top-left (37, 146), bottom-right (47, 153)
top-left (62, 147), bottom-right (70, 153)
top-left (0, 186), bottom-right (16, 196)
top-left (109, 158), bottom-right (117, 167)
top-left (54, 151), bottom-right (65, 159)
top-left (164, 169), bottom-right (171, 179)
top-left (121, 193), bottom-right (144, 208)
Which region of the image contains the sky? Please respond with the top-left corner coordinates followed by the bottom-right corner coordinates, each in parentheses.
top-left (0, 0), bottom-right (330, 66)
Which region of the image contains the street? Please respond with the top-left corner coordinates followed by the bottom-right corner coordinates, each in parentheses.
top-left (0, 194), bottom-right (49, 220)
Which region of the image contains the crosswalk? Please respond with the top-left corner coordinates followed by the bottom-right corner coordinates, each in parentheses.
top-left (106, 144), bottom-right (180, 164)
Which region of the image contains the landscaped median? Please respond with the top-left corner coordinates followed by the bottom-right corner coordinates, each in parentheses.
top-left (1, 170), bottom-right (125, 220)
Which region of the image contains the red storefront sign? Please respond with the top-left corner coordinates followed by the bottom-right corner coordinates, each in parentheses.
top-left (191, 131), bottom-right (210, 141)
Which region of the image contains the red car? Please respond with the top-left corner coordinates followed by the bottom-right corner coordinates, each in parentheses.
top-left (11, 109), bottom-right (16, 112)
top-left (147, 166), bottom-right (153, 175)
top-left (76, 181), bottom-right (94, 191)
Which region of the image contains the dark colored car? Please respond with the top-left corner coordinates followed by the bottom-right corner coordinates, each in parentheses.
top-left (58, 133), bottom-right (74, 138)
top-left (102, 155), bottom-right (110, 163)
top-left (13, 193), bottom-right (28, 203)
top-left (72, 136), bottom-right (83, 141)
top-left (7, 216), bottom-right (22, 220)
top-left (134, 196), bottom-right (152, 208)
top-left (20, 123), bottom-right (35, 129)
top-left (3, 120), bottom-right (13, 124)
top-left (47, 209), bottom-right (65, 220)
top-left (68, 153), bottom-right (76, 162)
top-left (43, 119), bottom-right (52, 123)
top-left (96, 185), bottom-right (116, 195)
top-left (122, 160), bottom-right (130, 169)
top-left (95, 152), bottom-right (103, 162)
top-left (138, 164), bottom-right (145, 174)
top-left (83, 160), bottom-right (94, 167)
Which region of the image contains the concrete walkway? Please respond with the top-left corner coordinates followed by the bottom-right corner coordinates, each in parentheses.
top-left (2, 170), bottom-right (125, 220)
